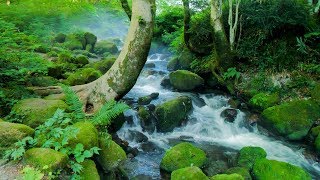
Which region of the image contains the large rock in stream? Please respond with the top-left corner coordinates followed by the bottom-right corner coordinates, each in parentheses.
top-left (160, 142), bottom-right (207, 172)
top-left (169, 70), bottom-right (204, 91)
top-left (171, 166), bottom-right (209, 180)
top-left (155, 96), bottom-right (192, 132)
top-left (12, 98), bottom-right (68, 128)
top-left (261, 99), bottom-right (320, 140)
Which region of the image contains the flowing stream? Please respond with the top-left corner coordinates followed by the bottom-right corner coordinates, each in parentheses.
top-left (117, 47), bottom-right (320, 179)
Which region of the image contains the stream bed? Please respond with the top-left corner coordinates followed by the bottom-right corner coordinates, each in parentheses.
top-left (117, 47), bottom-right (320, 179)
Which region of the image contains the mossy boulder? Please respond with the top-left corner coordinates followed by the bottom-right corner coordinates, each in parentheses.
top-left (12, 98), bottom-right (68, 128)
top-left (155, 96), bottom-right (192, 132)
top-left (69, 122), bottom-right (99, 150)
top-left (237, 146), bottom-right (267, 170)
top-left (211, 174), bottom-right (244, 180)
top-left (171, 166), bottom-right (209, 180)
top-left (0, 122), bottom-right (34, 148)
top-left (84, 32), bottom-right (97, 52)
top-left (226, 167), bottom-right (251, 180)
top-left (138, 106), bottom-right (154, 131)
top-left (252, 159), bottom-right (311, 180)
top-left (44, 94), bottom-right (66, 101)
top-left (95, 40), bottom-right (118, 55)
top-left (64, 37), bottom-right (83, 50)
top-left (261, 100), bottom-right (320, 140)
top-left (169, 70), bottom-right (204, 91)
top-left (66, 68), bottom-right (102, 86)
top-left (160, 142), bottom-right (207, 172)
top-left (24, 148), bottom-right (68, 172)
top-left (167, 57), bottom-right (179, 71)
top-left (72, 55), bottom-right (89, 67)
top-left (249, 93), bottom-right (279, 111)
top-left (80, 160), bottom-right (100, 180)
top-left (85, 58), bottom-right (116, 74)
top-left (97, 138), bottom-right (127, 172)
top-left (311, 84), bottom-right (320, 104)
top-left (54, 33), bottom-right (67, 43)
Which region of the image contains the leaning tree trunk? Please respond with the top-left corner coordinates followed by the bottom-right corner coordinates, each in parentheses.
top-left (34, 0), bottom-right (155, 112)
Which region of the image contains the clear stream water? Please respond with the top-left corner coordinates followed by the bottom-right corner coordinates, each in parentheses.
top-left (117, 49), bottom-right (320, 179)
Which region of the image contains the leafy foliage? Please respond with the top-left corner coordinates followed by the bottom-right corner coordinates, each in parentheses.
top-left (21, 166), bottom-right (44, 180)
top-left (223, 68), bottom-right (241, 80)
top-left (61, 85), bottom-right (86, 121)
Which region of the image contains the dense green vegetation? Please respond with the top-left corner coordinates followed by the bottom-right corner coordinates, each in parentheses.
top-left (1, 0), bottom-right (320, 179)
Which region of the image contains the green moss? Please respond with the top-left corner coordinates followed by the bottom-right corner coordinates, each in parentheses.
top-left (95, 40), bottom-right (118, 55)
top-left (84, 58), bottom-right (116, 74)
top-left (169, 70), bottom-right (204, 91)
top-left (261, 100), bottom-right (320, 140)
top-left (0, 122), bottom-right (34, 147)
top-left (160, 142), bottom-right (207, 172)
top-left (171, 166), bottom-right (209, 180)
top-left (72, 55), bottom-right (89, 67)
top-left (155, 96), bottom-right (192, 132)
top-left (138, 96), bottom-right (152, 105)
top-left (68, 121), bottom-right (99, 150)
top-left (65, 68), bottom-right (102, 86)
top-left (167, 57), bottom-right (179, 71)
top-left (12, 98), bottom-right (68, 128)
top-left (252, 159), bottom-right (311, 180)
top-left (226, 167), bottom-right (251, 180)
top-left (44, 94), bottom-right (66, 101)
top-left (314, 135), bottom-right (320, 153)
top-left (24, 148), bottom-right (68, 172)
top-left (84, 32), bottom-right (97, 52)
top-left (211, 174), bottom-right (244, 180)
top-left (249, 93), bottom-right (280, 111)
top-left (80, 160), bottom-right (100, 180)
top-left (311, 84), bottom-right (320, 104)
top-left (237, 146), bottom-right (267, 170)
top-left (54, 33), bottom-right (67, 43)
top-left (57, 52), bottom-right (74, 64)
top-left (97, 138), bottom-right (126, 172)
top-left (138, 107), bottom-right (151, 123)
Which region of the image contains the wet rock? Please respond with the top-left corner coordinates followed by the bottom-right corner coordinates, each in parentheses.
top-left (132, 174), bottom-right (153, 180)
top-left (149, 54), bottom-right (158, 60)
top-left (145, 63), bottom-right (156, 68)
top-left (171, 166), bottom-right (209, 180)
top-left (247, 114), bottom-right (259, 126)
top-left (190, 95), bottom-right (206, 108)
top-left (138, 107), bottom-right (156, 132)
top-left (140, 142), bottom-right (159, 152)
top-left (226, 167), bottom-right (252, 180)
top-left (205, 160), bottom-right (229, 176)
top-left (155, 96), bottom-right (192, 132)
top-left (97, 137), bottom-right (127, 172)
top-left (122, 97), bottom-right (136, 106)
top-left (221, 108), bottom-right (238, 123)
top-left (160, 142), bottom-right (206, 172)
top-left (161, 76), bottom-right (172, 89)
top-left (138, 93), bottom-right (159, 105)
top-left (237, 146), bottom-right (267, 170)
top-left (127, 147), bottom-right (139, 157)
top-left (261, 99), bottom-right (320, 140)
top-left (127, 130), bottom-right (148, 143)
top-left (147, 104), bottom-right (156, 111)
top-left (112, 134), bottom-right (129, 152)
top-left (169, 70), bottom-right (204, 91)
top-left (108, 113), bottom-right (127, 133)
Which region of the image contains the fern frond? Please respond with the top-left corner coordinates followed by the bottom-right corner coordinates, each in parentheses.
top-left (91, 100), bottom-right (129, 126)
top-left (60, 84), bottom-right (85, 121)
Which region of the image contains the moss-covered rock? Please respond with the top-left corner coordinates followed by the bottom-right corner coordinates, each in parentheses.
top-left (252, 159), bottom-right (311, 180)
top-left (97, 138), bottom-right (127, 172)
top-left (249, 93), bottom-right (279, 111)
top-left (44, 94), bottom-right (66, 101)
top-left (72, 55), bottom-right (89, 67)
top-left (12, 98), bottom-right (68, 128)
top-left (226, 167), bottom-right (251, 180)
top-left (261, 100), bottom-right (320, 140)
top-left (311, 84), bottom-right (320, 104)
top-left (84, 32), bottom-right (97, 52)
top-left (65, 68), bottom-right (102, 86)
top-left (24, 148), bottom-right (68, 172)
top-left (167, 57), bottom-right (179, 71)
top-left (64, 37), bottom-right (83, 51)
top-left (169, 70), bottom-right (204, 91)
top-left (160, 142), bottom-right (207, 172)
top-left (80, 160), bottom-right (100, 180)
top-left (155, 96), bottom-right (192, 132)
top-left (0, 122), bottom-right (34, 147)
top-left (69, 122), bottom-right (99, 150)
top-left (237, 146), bottom-right (267, 170)
top-left (85, 58), bottom-right (116, 74)
top-left (171, 166), bottom-right (209, 180)
top-left (95, 40), bottom-right (118, 55)
top-left (211, 174), bottom-right (244, 180)
top-left (54, 33), bottom-right (67, 43)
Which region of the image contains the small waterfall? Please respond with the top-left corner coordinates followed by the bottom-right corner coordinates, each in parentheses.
top-left (117, 49), bottom-right (320, 179)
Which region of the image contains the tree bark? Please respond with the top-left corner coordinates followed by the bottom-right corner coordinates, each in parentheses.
top-left (120, 0), bottom-right (132, 20)
top-left (228, 0), bottom-right (241, 51)
top-left (34, 0), bottom-right (155, 112)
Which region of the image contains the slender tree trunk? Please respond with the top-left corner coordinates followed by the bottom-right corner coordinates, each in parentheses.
top-left (120, 0), bottom-right (132, 20)
top-left (34, 0), bottom-right (155, 112)
top-left (228, 0), bottom-right (241, 51)
top-left (210, 0), bottom-right (231, 69)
